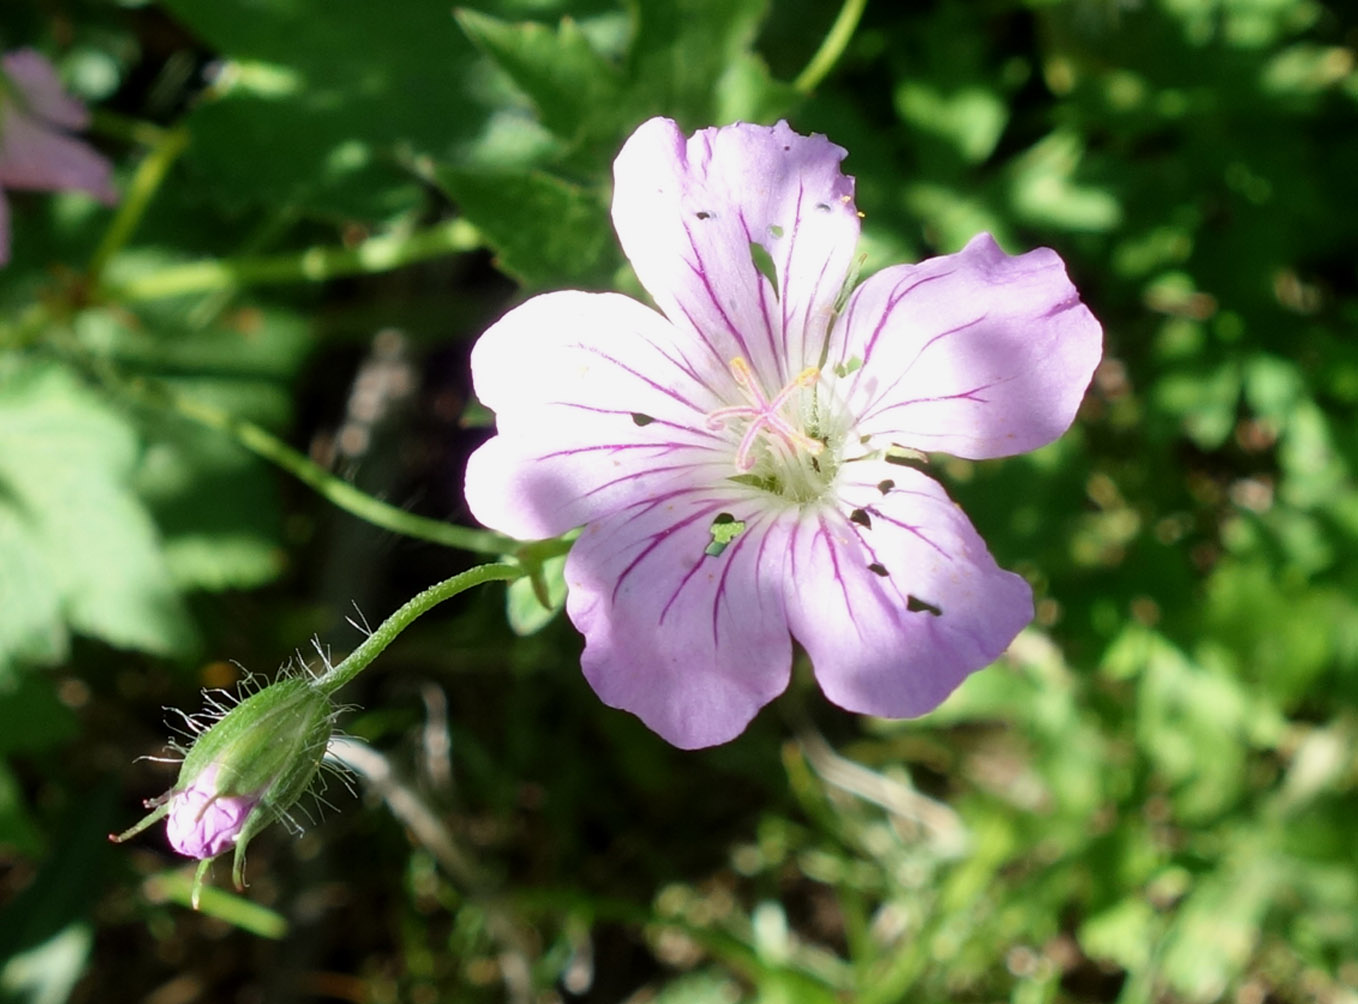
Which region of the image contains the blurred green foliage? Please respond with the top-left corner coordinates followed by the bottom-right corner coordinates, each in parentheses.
top-left (1, 0), bottom-right (1356, 1001)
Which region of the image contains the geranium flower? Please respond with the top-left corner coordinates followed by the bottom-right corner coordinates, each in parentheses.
top-left (465, 117), bottom-right (1101, 749)
top-left (0, 48), bottom-right (117, 266)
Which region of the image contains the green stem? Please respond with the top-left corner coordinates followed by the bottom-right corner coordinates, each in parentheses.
top-left (315, 563), bottom-right (522, 696)
top-left (89, 107), bottom-right (173, 149)
top-left (156, 386), bottom-right (516, 556)
top-left (102, 218), bottom-right (483, 301)
top-left (88, 125), bottom-right (189, 281)
top-left (792, 0), bottom-right (869, 95)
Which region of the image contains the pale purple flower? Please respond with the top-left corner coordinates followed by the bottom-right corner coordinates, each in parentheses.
top-left (165, 764), bottom-right (260, 860)
top-left (0, 48), bottom-right (117, 265)
top-left (464, 117), bottom-right (1102, 749)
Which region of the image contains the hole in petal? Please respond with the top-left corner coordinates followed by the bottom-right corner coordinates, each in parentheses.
top-left (867, 562), bottom-right (889, 577)
top-left (704, 512), bottom-right (747, 558)
top-left (849, 508), bottom-right (872, 529)
top-left (876, 479), bottom-right (895, 495)
top-left (885, 446), bottom-right (930, 470)
top-left (749, 242), bottom-right (779, 299)
top-left (769, 224), bottom-right (785, 238)
top-left (907, 595), bottom-right (943, 616)
top-left (631, 413), bottom-right (655, 426)
top-left (834, 252), bottom-right (866, 313)
top-left (695, 211), bottom-right (712, 220)
top-left (833, 355), bottom-right (863, 378)
top-left (815, 202), bottom-right (831, 213)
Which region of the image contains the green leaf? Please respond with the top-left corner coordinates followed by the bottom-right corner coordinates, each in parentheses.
top-left (1158, 844), bottom-right (1277, 1002)
top-left (0, 764), bottom-right (44, 857)
top-left (626, 0), bottom-right (770, 127)
top-left (0, 359), bottom-right (194, 670)
top-left (433, 168), bottom-right (615, 287)
top-left (158, 0), bottom-right (493, 218)
top-left (1008, 131), bottom-right (1123, 233)
top-left (454, 9), bottom-right (624, 146)
top-left (894, 81), bottom-right (1009, 164)
top-left (75, 298), bottom-right (311, 591)
top-left (1078, 896), bottom-right (1158, 972)
top-left (143, 869), bottom-right (289, 938)
top-left (0, 674), bottom-right (79, 757)
top-left (0, 508), bottom-right (66, 675)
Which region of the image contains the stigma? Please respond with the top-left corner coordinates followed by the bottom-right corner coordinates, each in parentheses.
top-left (706, 357), bottom-right (825, 473)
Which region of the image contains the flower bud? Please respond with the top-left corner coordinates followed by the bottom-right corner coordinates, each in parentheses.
top-left (111, 674), bottom-right (336, 904)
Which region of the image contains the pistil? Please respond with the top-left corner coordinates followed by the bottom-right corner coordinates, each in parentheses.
top-left (706, 357), bottom-right (824, 472)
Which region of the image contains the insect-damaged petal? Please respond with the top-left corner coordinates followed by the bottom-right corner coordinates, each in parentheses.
top-left (566, 491), bottom-right (793, 749)
top-left (611, 117), bottom-right (860, 391)
top-left (783, 464), bottom-right (1033, 719)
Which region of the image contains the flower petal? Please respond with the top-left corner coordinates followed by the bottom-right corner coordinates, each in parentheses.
top-left (2, 49), bottom-right (89, 130)
top-left (833, 233), bottom-right (1101, 459)
top-left (465, 290), bottom-right (727, 540)
top-left (611, 117), bottom-right (860, 393)
top-left (165, 767), bottom-right (257, 859)
top-left (567, 490), bottom-right (793, 748)
top-left (785, 463), bottom-right (1032, 718)
top-left (0, 103), bottom-right (117, 203)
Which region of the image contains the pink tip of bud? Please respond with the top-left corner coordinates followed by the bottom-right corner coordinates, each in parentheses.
top-left (164, 766), bottom-right (259, 860)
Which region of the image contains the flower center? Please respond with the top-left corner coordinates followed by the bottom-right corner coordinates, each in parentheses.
top-left (706, 357), bottom-right (838, 503)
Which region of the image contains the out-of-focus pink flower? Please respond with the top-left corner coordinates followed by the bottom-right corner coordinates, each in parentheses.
top-left (164, 764), bottom-right (261, 859)
top-left (464, 117), bottom-right (1103, 749)
top-left (0, 48), bottom-right (117, 265)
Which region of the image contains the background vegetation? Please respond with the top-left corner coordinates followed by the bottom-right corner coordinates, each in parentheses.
top-left (2, 0), bottom-right (1357, 1001)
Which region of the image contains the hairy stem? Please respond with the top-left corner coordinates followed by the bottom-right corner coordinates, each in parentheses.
top-left (159, 388), bottom-right (514, 554)
top-left (315, 563), bottom-right (523, 696)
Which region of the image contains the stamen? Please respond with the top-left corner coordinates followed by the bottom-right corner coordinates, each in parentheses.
top-left (706, 357), bottom-right (825, 472)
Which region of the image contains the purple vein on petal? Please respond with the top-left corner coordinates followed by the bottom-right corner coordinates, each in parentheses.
top-left (868, 507), bottom-right (952, 559)
top-left (550, 402), bottom-right (723, 442)
top-left (800, 249), bottom-right (837, 368)
top-left (780, 190), bottom-right (800, 366)
top-left (703, 512), bottom-right (768, 645)
top-left (627, 320), bottom-right (718, 391)
top-left (610, 498), bottom-right (728, 604)
top-left (538, 441), bottom-right (702, 463)
top-left (843, 511), bottom-right (911, 611)
top-left (575, 342), bottom-right (708, 414)
top-left (859, 373), bottom-right (1017, 429)
top-left (737, 208), bottom-right (782, 384)
top-left (681, 219), bottom-right (755, 362)
top-left (858, 270), bottom-right (954, 365)
top-left (812, 512), bottom-right (865, 637)
top-left (675, 298), bottom-right (737, 374)
top-left (573, 459), bottom-right (720, 510)
top-left (856, 314), bottom-right (990, 423)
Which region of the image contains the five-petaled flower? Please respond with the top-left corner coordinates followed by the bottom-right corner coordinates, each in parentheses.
top-left (0, 48), bottom-right (117, 266)
top-left (465, 117), bottom-right (1102, 749)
